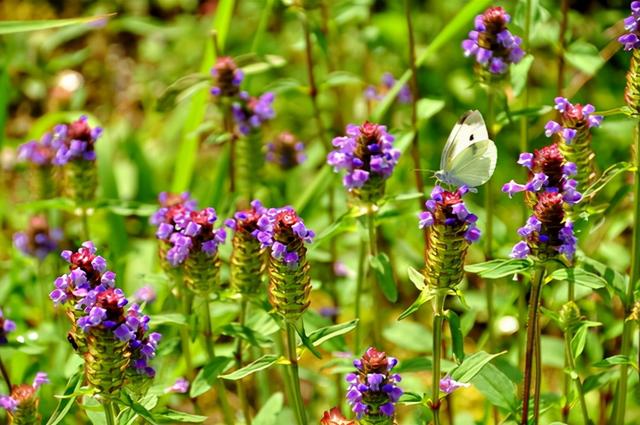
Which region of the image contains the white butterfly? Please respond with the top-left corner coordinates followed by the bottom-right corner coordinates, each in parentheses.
top-left (434, 110), bottom-right (497, 189)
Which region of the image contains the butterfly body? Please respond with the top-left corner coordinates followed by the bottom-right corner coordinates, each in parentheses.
top-left (435, 110), bottom-right (497, 189)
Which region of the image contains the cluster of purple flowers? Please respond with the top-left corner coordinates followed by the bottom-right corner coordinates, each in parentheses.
top-left (225, 199), bottom-right (268, 233)
top-left (232, 92), bottom-right (276, 135)
top-left (0, 308), bottom-right (16, 345)
top-left (253, 206), bottom-right (314, 268)
top-left (502, 145), bottom-right (580, 260)
top-left (461, 6), bottom-right (524, 75)
top-left (151, 192), bottom-right (227, 266)
top-left (50, 242), bottom-right (160, 376)
top-left (544, 97), bottom-right (603, 143)
top-left (0, 373), bottom-right (48, 413)
top-left (13, 215), bottom-right (63, 260)
top-left (364, 72), bottom-right (412, 104)
top-left (418, 186), bottom-right (481, 243)
top-left (327, 122), bottom-right (400, 190)
top-left (266, 132), bottom-right (307, 170)
top-left (619, 2), bottom-right (640, 51)
top-left (346, 347), bottom-right (403, 419)
top-left (210, 56), bottom-right (244, 97)
top-left (17, 116), bottom-right (102, 166)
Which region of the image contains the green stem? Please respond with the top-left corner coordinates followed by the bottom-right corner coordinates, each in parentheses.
top-left (0, 354), bottom-right (11, 390)
top-left (81, 207), bottom-right (90, 241)
top-left (484, 87), bottom-right (496, 350)
top-left (235, 299), bottom-right (252, 425)
top-left (103, 400), bottom-right (116, 425)
top-left (224, 101), bottom-right (236, 194)
top-left (203, 299), bottom-right (235, 425)
top-left (613, 120), bottom-right (640, 425)
top-left (366, 208), bottom-right (382, 348)
top-left (521, 265), bottom-right (546, 425)
top-left (404, 0), bottom-right (428, 245)
top-left (178, 283), bottom-right (194, 377)
top-left (354, 239), bottom-right (367, 355)
top-left (431, 295), bottom-right (445, 425)
top-left (533, 310), bottom-right (542, 425)
top-left (276, 331), bottom-right (295, 413)
top-left (563, 281), bottom-right (576, 422)
top-left (286, 322), bottom-right (307, 425)
top-left (564, 328), bottom-right (591, 425)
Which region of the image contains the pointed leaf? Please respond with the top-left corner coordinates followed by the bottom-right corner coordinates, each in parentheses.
top-left (119, 391), bottom-right (157, 424)
top-left (190, 356), bottom-right (234, 397)
top-left (446, 310), bottom-right (465, 362)
top-left (308, 320), bottom-right (358, 347)
top-left (253, 393), bottom-right (284, 425)
top-left (471, 363), bottom-right (519, 413)
top-left (465, 259), bottom-right (532, 279)
top-left (153, 410), bottom-right (207, 423)
top-left (582, 162), bottom-right (631, 200)
top-left (398, 289), bottom-right (434, 321)
top-left (451, 351), bottom-right (506, 383)
top-left (408, 266), bottom-right (425, 290)
top-left (0, 15), bottom-right (114, 35)
top-left (46, 369), bottom-right (83, 425)
top-left (220, 355), bottom-right (280, 380)
top-left (549, 267), bottom-right (606, 289)
top-left (370, 253), bottom-right (398, 302)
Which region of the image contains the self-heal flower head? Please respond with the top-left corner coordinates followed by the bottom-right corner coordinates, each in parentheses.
top-left (505, 146), bottom-right (579, 261)
top-left (123, 304), bottom-right (161, 377)
top-left (320, 407), bottom-right (357, 425)
top-left (232, 91), bottom-right (275, 135)
top-left (501, 144), bottom-right (582, 206)
top-left (50, 116), bottom-right (102, 165)
top-left (266, 132), bottom-right (307, 170)
top-left (210, 56), bottom-right (243, 98)
top-left (619, 2), bottom-right (640, 50)
top-left (418, 185), bottom-right (481, 244)
top-left (439, 374), bottom-right (471, 395)
top-left (461, 6), bottom-right (524, 76)
top-left (544, 97), bottom-right (603, 145)
top-left (13, 215), bottom-right (63, 261)
top-left (364, 72), bottom-right (412, 104)
top-left (0, 372), bottom-right (48, 418)
top-left (0, 308), bottom-right (16, 345)
top-left (328, 122), bottom-right (400, 203)
top-left (345, 347), bottom-right (403, 421)
top-left (257, 207), bottom-right (314, 268)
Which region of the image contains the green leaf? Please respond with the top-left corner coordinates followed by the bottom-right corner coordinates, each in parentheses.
top-left (510, 54), bottom-right (534, 97)
top-left (398, 392), bottom-right (424, 405)
top-left (119, 391), bottom-right (157, 425)
top-left (548, 267), bottom-right (606, 289)
top-left (565, 40), bottom-right (605, 76)
top-left (220, 323), bottom-right (274, 348)
top-left (0, 15), bottom-right (114, 35)
top-left (592, 355), bottom-right (634, 369)
top-left (408, 266), bottom-right (425, 290)
top-left (153, 410), bottom-right (207, 423)
top-left (148, 313), bottom-right (187, 326)
top-left (220, 354), bottom-right (280, 380)
top-left (308, 319), bottom-right (358, 347)
top-left (156, 73), bottom-right (209, 112)
top-left (252, 393), bottom-right (284, 425)
top-left (570, 323), bottom-right (602, 358)
top-left (296, 326), bottom-right (323, 359)
top-left (417, 98), bottom-right (445, 125)
top-left (46, 369), bottom-right (83, 425)
top-left (294, 166), bottom-right (333, 217)
top-left (242, 55), bottom-right (287, 75)
top-left (472, 363), bottom-right (519, 412)
top-left (312, 212), bottom-right (357, 246)
top-left (394, 357), bottom-right (433, 373)
top-left (398, 289), bottom-right (434, 320)
top-left (190, 356), bottom-right (234, 397)
top-left (320, 71), bottom-right (363, 89)
top-left (370, 253), bottom-right (398, 302)
top-left (383, 321), bottom-right (432, 352)
top-left (447, 310), bottom-right (465, 362)
top-left (451, 351), bottom-right (506, 383)
top-left (465, 258), bottom-right (532, 279)
top-left (582, 162), bottom-right (631, 200)
top-left (171, 0), bottom-right (236, 192)
top-left (372, 0), bottom-right (492, 121)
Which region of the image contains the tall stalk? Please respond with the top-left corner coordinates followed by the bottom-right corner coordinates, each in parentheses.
top-left (177, 282), bottom-right (194, 377)
top-left (430, 294), bottom-right (446, 425)
top-left (103, 400), bottom-right (117, 425)
top-left (521, 265), bottom-right (546, 425)
top-left (285, 322), bottom-right (307, 425)
top-left (203, 300), bottom-right (235, 425)
top-left (354, 239), bottom-right (367, 355)
top-left (484, 87), bottom-right (496, 350)
top-left (234, 299), bottom-right (252, 424)
top-left (564, 326), bottom-right (591, 425)
top-left (0, 355), bottom-right (11, 390)
top-left (367, 207), bottom-right (382, 347)
top-left (404, 0), bottom-right (428, 245)
top-left (613, 120), bottom-right (640, 425)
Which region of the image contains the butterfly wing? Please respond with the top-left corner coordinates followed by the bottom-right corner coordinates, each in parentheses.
top-left (446, 139), bottom-right (497, 187)
top-left (440, 110), bottom-right (489, 171)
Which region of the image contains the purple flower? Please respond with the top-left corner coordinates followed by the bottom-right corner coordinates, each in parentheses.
top-left (0, 308), bottom-right (16, 345)
top-left (13, 216), bottom-right (62, 260)
top-left (0, 395), bottom-right (17, 412)
top-left (365, 72), bottom-right (412, 104)
top-left (546, 97), bottom-right (603, 145)
top-left (266, 132), bottom-right (306, 169)
top-left (166, 378), bottom-right (190, 394)
top-left (510, 240), bottom-right (530, 259)
top-left (50, 116), bottom-right (102, 165)
top-left (32, 372), bottom-right (49, 389)
top-left (462, 7), bottom-right (524, 75)
top-left (134, 286), bottom-right (157, 304)
top-left (418, 186), bottom-right (481, 244)
top-left (619, 3), bottom-right (640, 50)
top-left (255, 207), bottom-right (314, 268)
top-left (439, 374), bottom-right (471, 394)
top-left (232, 92), bottom-right (275, 135)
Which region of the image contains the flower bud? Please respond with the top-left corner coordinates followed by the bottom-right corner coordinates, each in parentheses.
top-left (1, 373), bottom-right (48, 425)
top-left (320, 407), bottom-right (357, 425)
top-left (210, 56), bottom-right (243, 98)
top-left (13, 215), bottom-right (62, 260)
top-left (266, 132), bottom-right (307, 170)
top-left (559, 301), bottom-right (582, 331)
